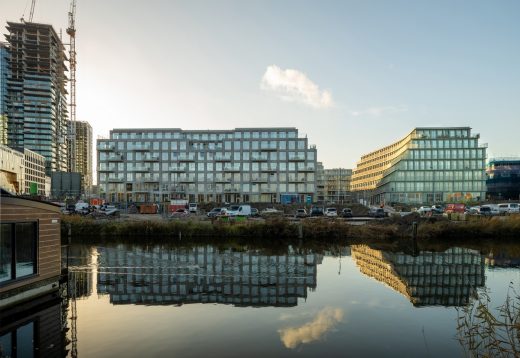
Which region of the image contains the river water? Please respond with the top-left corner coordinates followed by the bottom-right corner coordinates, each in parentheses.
top-left (57, 243), bottom-right (520, 356)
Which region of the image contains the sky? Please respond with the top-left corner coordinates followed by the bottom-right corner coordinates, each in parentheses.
top-left (1, 0), bottom-right (519, 169)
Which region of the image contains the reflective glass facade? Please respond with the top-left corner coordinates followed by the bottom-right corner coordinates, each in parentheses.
top-left (5, 22), bottom-right (69, 174)
top-left (486, 158), bottom-right (520, 200)
top-left (351, 127), bottom-right (487, 205)
top-left (97, 128), bottom-right (317, 203)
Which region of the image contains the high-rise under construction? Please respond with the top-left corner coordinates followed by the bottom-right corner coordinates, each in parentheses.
top-left (75, 120), bottom-right (93, 194)
top-left (5, 21), bottom-right (69, 174)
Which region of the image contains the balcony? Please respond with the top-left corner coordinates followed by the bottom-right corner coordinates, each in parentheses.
top-left (98, 168), bottom-right (114, 173)
top-left (178, 155), bottom-right (195, 162)
top-left (131, 145), bottom-right (150, 151)
top-left (223, 165), bottom-right (241, 172)
top-left (224, 187), bottom-right (240, 193)
top-left (169, 166), bottom-right (186, 173)
top-left (178, 176), bottom-right (195, 183)
top-left (260, 145), bottom-right (277, 152)
top-left (169, 185), bottom-right (186, 192)
top-left (97, 144), bottom-right (114, 151)
top-left (136, 176), bottom-right (159, 183)
top-left (288, 155), bottom-right (305, 162)
top-left (251, 155), bottom-right (268, 162)
top-left (288, 177), bottom-right (305, 183)
top-left (107, 154), bottom-right (124, 161)
top-left (107, 177), bottom-right (124, 183)
top-left (143, 155), bottom-right (159, 162)
top-left (251, 176), bottom-right (269, 183)
top-left (214, 155), bottom-right (232, 162)
top-left (298, 166), bottom-right (315, 172)
top-left (261, 166), bottom-right (277, 173)
top-left (215, 177), bottom-right (232, 183)
top-left (132, 166), bottom-right (150, 172)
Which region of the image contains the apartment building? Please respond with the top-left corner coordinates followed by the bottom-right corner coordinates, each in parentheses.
top-left (5, 22), bottom-right (69, 174)
top-left (323, 168), bottom-right (352, 204)
top-left (351, 127), bottom-right (487, 205)
top-left (97, 127), bottom-right (317, 204)
top-left (0, 144), bottom-right (24, 194)
top-left (486, 157), bottom-right (520, 201)
top-left (23, 148), bottom-right (46, 195)
top-left (0, 42), bottom-right (7, 145)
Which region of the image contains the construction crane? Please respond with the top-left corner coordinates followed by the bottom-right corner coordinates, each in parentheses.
top-left (20, 0), bottom-right (36, 22)
top-left (67, 0), bottom-right (77, 173)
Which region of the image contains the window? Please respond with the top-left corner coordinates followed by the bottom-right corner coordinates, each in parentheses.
top-left (1, 222), bottom-right (37, 284)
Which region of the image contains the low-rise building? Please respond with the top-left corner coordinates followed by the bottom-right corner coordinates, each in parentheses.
top-left (351, 127), bottom-right (487, 205)
top-left (486, 157), bottom-right (520, 201)
top-left (323, 168), bottom-right (352, 204)
top-left (0, 144), bottom-right (24, 194)
top-left (97, 127), bottom-right (318, 204)
top-left (23, 148), bottom-right (46, 195)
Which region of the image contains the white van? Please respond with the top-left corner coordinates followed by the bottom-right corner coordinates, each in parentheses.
top-left (188, 203), bottom-right (198, 213)
top-left (498, 203), bottom-right (520, 214)
top-left (228, 205), bottom-right (252, 217)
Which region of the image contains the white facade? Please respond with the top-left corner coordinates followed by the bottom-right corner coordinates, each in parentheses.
top-left (24, 148), bottom-right (46, 195)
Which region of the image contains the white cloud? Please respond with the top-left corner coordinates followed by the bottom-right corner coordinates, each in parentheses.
top-left (261, 65), bottom-right (334, 109)
top-left (278, 307), bottom-right (344, 349)
top-left (349, 105), bottom-right (408, 117)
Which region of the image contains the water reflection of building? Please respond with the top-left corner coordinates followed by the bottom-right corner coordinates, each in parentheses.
top-left (97, 245), bottom-right (322, 307)
top-left (352, 245), bottom-right (485, 306)
top-left (65, 245), bottom-right (95, 299)
top-left (0, 294), bottom-right (67, 357)
top-left (485, 251), bottom-right (520, 268)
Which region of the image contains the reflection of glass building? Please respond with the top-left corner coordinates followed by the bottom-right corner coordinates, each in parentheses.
top-left (351, 127), bottom-right (487, 205)
top-left (486, 158), bottom-right (520, 200)
top-left (352, 245), bottom-right (485, 306)
top-left (97, 245), bottom-right (322, 307)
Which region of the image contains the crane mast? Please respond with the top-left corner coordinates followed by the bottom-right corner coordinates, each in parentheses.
top-left (29, 0), bottom-right (36, 22)
top-left (67, 0), bottom-right (77, 172)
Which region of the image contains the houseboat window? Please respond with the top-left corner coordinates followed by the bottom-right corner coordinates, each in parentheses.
top-left (0, 222), bottom-right (37, 284)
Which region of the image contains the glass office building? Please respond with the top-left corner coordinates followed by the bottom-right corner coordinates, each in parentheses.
top-left (5, 22), bottom-right (69, 174)
top-left (486, 158), bottom-right (520, 200)
top-left (351, 127), bottom-right (487, 205)
top-left (97, 127), bottom-right (317, 203)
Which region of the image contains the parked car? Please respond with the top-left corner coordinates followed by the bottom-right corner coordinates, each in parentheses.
top-left (310, 207), bottom-right (324, 217)
top-left (478, 206), bottom-right (495, 216)
top-left (368, 208), bottom-right (385, 218)
top-left (498, 203), bottom-right (520, 215)
top-left (260, 208), bottom-right (282, 217)
top-left (445, 203), bottom-right (466, 214)
top-left (250, 208), bottom-right (259, 217)
top-left (295, 209), bottom-right (308, 218)
top-left (188, 203), bottom-right (198, 213)
top-left (417, 206), bottom-right (432, 215)
top-left (468, 206), bottom-right (481, 215)
top-left (325, 208), bottom-right (338, 217)
top-left (480, 204), bottom-right (499, 216)
top-left (341, 208), bottom-right (353, 218)
top-left (431, 205), bottom-right (444, 214)
top-left (171, 208), bottom-right (189, 217)
top-left (207, 207), bottom-right (222, 218)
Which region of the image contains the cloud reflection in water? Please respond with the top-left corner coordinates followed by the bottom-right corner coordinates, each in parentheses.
top-left (279, 307), bottom-right (344, 349)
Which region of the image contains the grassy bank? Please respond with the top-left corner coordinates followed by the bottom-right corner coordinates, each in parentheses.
top-left (61, 214), bottom-right (520, 245)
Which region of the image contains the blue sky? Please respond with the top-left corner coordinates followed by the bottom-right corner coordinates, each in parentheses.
top-left (1, 0), bottom-right (519, 168)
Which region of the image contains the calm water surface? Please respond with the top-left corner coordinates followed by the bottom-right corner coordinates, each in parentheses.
top-left (61, 243), bottom-right (520, 357)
